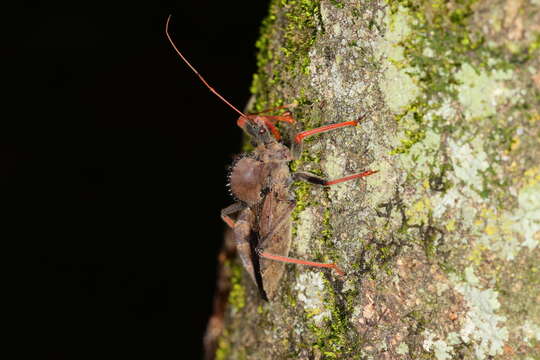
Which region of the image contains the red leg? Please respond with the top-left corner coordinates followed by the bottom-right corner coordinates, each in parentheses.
top-left (222, 216), bottom-right (235, 228)
top-left (324, 170), bottom-right (379, 185)
top-left (262, 120), bottom-right (283, 141)
top-left (255, 200), bottom-right (344, 276)
top-left (295, 120), bottom-right (358, 143)
top-left (258, 250), bottom-right (345, 276)
top-left (293, 170), bottom-right (378, 186)
top-left (294, 112), bottom-right (372, 143)
top-left (221, 202), bottom-right (245, 228)
top-left (260, 114), bottom-right (296, 140)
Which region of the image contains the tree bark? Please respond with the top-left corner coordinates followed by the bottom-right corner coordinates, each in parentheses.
top-left (206, 0), bottom-right (540, 359)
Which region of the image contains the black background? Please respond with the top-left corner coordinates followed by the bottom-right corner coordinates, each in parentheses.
top-left (7, 1), bottom-right (269, 358)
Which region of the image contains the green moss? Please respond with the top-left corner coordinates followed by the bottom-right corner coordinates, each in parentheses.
top-left (291, 181), bottom-right (312, 238)
top-left (227, 261), bottom-right (246, 311)
top-left (306, 277), bottom-right (359, 359)
top-left (328, 0), bottom-right (344, 9)
top-left (420, 223), bottom-right (442, 260)
top-left (280, 0), bottom-right (321, 74)
top-left (321, 208), bottom-right (332, 244)
top-left (528, 33), bottom-right (540, 54)
top-left (362, 242), bottom-right (401, 276)
top-left (393, 0), bottom-right (487, 91)
top-left (290, 146), bottom-right (325, 235)
top-left (250, 0), bottom-right (279, 111)
top-left (313, 206), bottom-right (344, 266)
top-left (381, 0), bottom-right (537, 274)
top-left (250, 0), bottom-right (321, 112)
top-left (385, 0), bottom-right (502, 155)
top-left (214, 330), bottom-right (230, 360)
top-left (254, 5), bottom-right (277, 72)
top-left (390, 100), bottom-right (428, 155)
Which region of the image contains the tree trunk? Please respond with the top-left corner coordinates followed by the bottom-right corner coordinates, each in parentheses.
top-left (206, 0), bottom-right (540, 359)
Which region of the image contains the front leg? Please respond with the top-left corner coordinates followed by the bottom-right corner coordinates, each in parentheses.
top-left (290, 115), bottom-right (367, 159)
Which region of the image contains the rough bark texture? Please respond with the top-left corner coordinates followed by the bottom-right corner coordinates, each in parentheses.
top-left (210, 0), bottom-right (540, 359)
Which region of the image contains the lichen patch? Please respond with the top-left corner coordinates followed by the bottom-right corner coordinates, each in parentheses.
top-left (447, 136), bottom-right (490, 197)
top-left (294, 271), bottom-right (331, 325)
top-left (455, 63), bottom-right (514, 120)
top-left (400, 128), bottom-right (441, 178)
top-left (451, 269), bottom-right (509, 359)
top-left (511, 182), bottom-right (540, 250)
top-left (294, 207), bottom-right (317, 256)
top-left (521, 320), bottom-right (540, 345)
top-left (422, 330), bottom-right (454, 360)
top-left (375, 6), bottom-right (421, 113)
top-left (322, 145), bottom-right (351, 202)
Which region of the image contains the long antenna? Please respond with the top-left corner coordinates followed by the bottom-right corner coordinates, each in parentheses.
top-left (165, 15), bottom-right (247, 118)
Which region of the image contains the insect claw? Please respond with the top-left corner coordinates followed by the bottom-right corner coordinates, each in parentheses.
top-left (331, 264), bottom-right (346, 277)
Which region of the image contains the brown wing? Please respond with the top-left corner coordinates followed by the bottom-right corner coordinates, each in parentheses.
top-left (257, 190), bottom-right (292, 300)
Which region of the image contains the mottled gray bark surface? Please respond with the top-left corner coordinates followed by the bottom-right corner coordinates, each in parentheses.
top-left (209, 1), bottom-right (540, 359)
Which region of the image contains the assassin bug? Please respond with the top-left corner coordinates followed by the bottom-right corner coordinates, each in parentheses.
top-left (166, 16), bottom-right (377, 300)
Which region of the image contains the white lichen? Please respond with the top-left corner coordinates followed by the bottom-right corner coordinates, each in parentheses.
top-left (474, 182), bottom-right (539, 261)
top-left (396, 342), bottom-right (409, 355)
top-left (422, 328), bottom-right (469, 360)
top-left (511, 183), bottom-right (540, 249)
top-left (309, 1), bottom-right (374, 114)
top-left (522, 320), bottom-right (540, 345)
top-left (455, 63), bottom-right (514, 120)
top-left (422, 329), bottom-right (435, 352)
top-left (295, 207), bottom-right (317, 256)
top-left (464, 266), bottom-right (480, 285)
top-left (446, 332), bottom-right (461, 346)
top-left (433, 340), bottom-right (453, 360)
top-left (432, 187), bottom-right (463, 219)
top-left (294, 271), bottom-right (331, 325)
top-left (375, 5), bottom-right (420, 113)
top-left (422, 272), bottom-right (509, 360)
top-left (447, 136), bottom-right (490, 196)
top-left (476, 210), bottom-right (521, 261)
top-left (422, 329), bottom-right (454, 360)
top-left (322, 144), bottom-right (352, 202)
top-left (452, 269), bottom-right (509, 359)
top-left (431, 97), bottom-right (457, 120)
top-left (400, 128), bottom-right (441, 177)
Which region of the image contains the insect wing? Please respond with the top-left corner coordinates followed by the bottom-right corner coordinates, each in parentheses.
top-left (257, 191), bottom-right (292, 300)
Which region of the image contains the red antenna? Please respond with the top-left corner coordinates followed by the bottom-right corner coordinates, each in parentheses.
top-left (165, 15), bottom-right (247, 118)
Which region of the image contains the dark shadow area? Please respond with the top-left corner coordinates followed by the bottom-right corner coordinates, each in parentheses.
top-left (6, 1), bottom-right (269, 358)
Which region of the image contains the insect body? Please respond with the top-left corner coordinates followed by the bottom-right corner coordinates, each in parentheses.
top-left (166, 16), bottom-right (377, 300)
